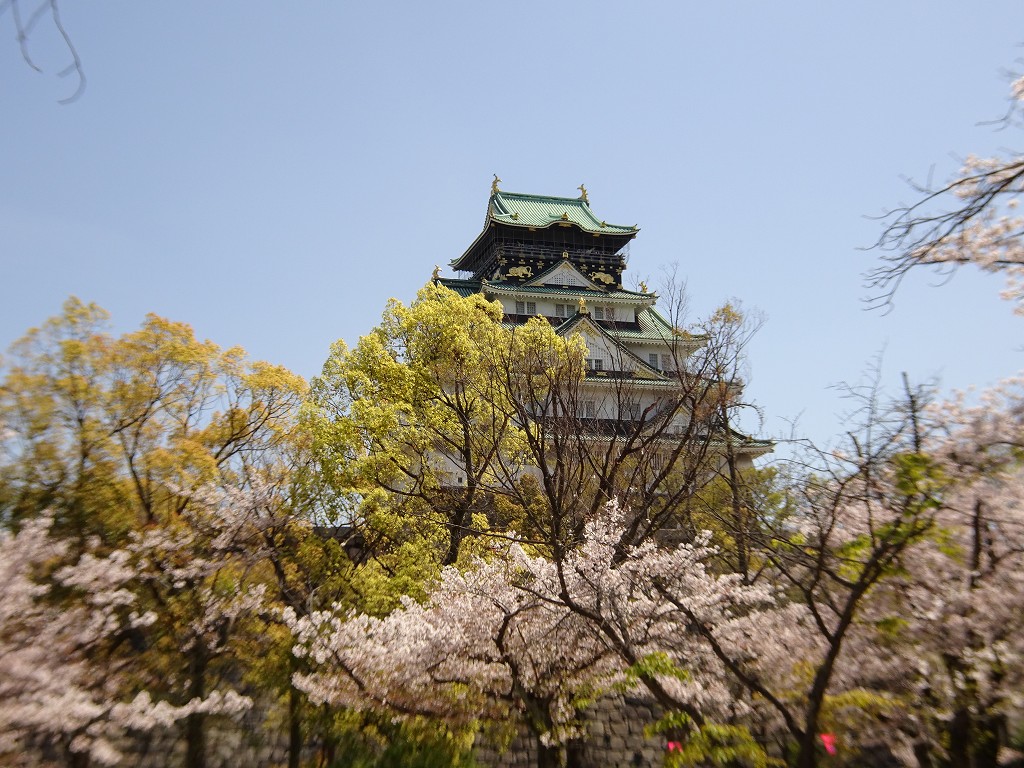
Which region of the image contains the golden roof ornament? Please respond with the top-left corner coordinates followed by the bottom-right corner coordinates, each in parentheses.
top-left (578, 183), bottom-right (589, 203)
top-left (639, 280), bottom-right (648, 293)
top-left (432, 265), bottom-right (441, 281)
top-left (561, 212), bottom-right (569, 221)
top-left (491, 174), bottom-right (502, 195)
top-left (578, 297), bottom-right (587, 313)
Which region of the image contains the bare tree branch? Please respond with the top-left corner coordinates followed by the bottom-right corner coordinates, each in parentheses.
top-left (3, 0), bottom-right (85, 103)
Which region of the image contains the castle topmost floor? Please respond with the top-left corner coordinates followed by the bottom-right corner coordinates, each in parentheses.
top-left (450, 180), bottom-right (638, 290)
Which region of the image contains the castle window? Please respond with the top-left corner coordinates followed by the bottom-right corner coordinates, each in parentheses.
top-left (586, 358), bottom-right (603, 371)
top-left (648, 353), bottom-right (659, 368)
top-left (580, 400), bottom-right (596, 418)
top-left (516, 301), bottom-right (525, 314)
top-left (555, 303), bottom-right (567, 318)
top-left (662, 354), bottom-right (674, 372)
top-left (594, 307), bottom-right (605, 320)
top-left (605, 307), bottom-right (615, 321)
top-left (621, 400), bottom-right (641, 420)
top-left (526, 301), bottom-right (536, 315)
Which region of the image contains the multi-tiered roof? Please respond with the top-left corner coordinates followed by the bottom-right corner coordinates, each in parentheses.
top-left (450, 182), bottom-right (637, 288)
top-left (441, 182), bottom-right (678, 368)
top-left (439, 181), bottom-right (772, 456)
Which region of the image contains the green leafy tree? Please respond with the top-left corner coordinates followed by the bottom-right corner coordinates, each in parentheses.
top-left (0, 298), bottom-right (309, 768)
top-left (307, 283), bottom-right (524, 571)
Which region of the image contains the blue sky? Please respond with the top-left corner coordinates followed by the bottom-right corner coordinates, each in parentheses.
top-left (3, 2), bottom-right (1022, 450)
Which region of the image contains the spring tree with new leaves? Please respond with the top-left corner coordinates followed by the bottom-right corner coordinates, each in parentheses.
top-left (306, 279), bottom-right (767, 579)
top-left (0, 299), bottom-right (315, 768)
top-left (306, 282), bottom-right (524, 573)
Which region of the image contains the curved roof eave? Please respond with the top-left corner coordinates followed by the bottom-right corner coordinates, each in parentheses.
top-left (451, 190), bottom-right (639, 271)
top-left (555, 314), bottom-right (669, 381)
top-left (490, 189), bottom-right (638, 235)
top-left (482, 281), bottom-right (654, 303)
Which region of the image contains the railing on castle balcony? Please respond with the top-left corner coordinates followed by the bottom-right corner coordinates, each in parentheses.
top-left (493, 242), bottom-right (629, 267)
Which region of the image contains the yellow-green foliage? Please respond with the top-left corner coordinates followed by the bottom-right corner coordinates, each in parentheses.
top-left (326, 711), bottom-right (478, 768)
top-left (0, 297), bottom-right (307, 540)
top-left (305, 281), bottom-right (589, 580)
top-left (819, 688), bottom-right (900, 737)
top-left (652, 712), bottom-right (783, 768)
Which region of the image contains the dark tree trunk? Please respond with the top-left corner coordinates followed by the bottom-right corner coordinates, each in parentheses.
top-left (565, 737), bottom-right (586, 768)
top-left (319, 704), bottom-right (337, 768)
top-left (288, 681), bottom-right (302, 768)
top-left (536, 738), bottom-right (563, 768)
top-left (912, 740), bottom-right (934, 768)
top-left (442, 508), bottom-right (469, 566)
top-left (185, 645), bottom-right (208, 768)
top-left (947, 706), bottom-right (972, 768)
top-left (65, 743), bottom-right (91, 768)
top-left (973, 712), bottom-right (1004, 768)
top-left (793, 730), bottom-right (818, 768)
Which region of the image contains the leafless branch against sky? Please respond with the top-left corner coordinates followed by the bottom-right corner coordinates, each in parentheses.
top-left (2, 0), bottom-right (84, 103)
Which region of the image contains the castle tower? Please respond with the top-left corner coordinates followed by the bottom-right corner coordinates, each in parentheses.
top-left (437, 181), bottom-right (771, 463)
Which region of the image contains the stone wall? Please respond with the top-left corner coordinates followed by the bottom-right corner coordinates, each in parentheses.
top-left (473, 694), bottom-right (666, 768)
top-left (20, 695), bottom-right (664, 768)
top-left (121, 708), bottom-right (300, 768)
top-left (18, 705), bottom-right (305, 768)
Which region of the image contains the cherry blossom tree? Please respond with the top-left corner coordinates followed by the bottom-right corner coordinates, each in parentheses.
top-left (116, 482), bottom-right (286, 768)
top-left (849, 376), bottom-right (1024, 767)
top-left (607, 372), bottom-right (946, 768)
top-left (289, 501), bottom-right (780, 768)
top-left (863, 64), bottom-right (1024, 765)
top-left (0, 513), bottom-right (252, 767)
top-left (868, 75), bottom-right (1024, 311)
top-left (0, 301), bottom-right (332, 768)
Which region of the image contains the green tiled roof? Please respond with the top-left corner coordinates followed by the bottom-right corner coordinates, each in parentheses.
top-left (488, 190), bottom-right (637, 235)
top-left (437, 278), bottom-right (482, 298)
top-left (482, 281), bottom-right (649, 303)
top-left (439, 278), bottom-right (705, 346)
top-left (632, 307), bottom-right (680, 340)
top-left (554, 314), bottom-right (667, 381)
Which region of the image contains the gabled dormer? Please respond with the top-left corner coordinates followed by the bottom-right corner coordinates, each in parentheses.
top-left (522, 261), bottom-right (606, 291)
top-left (555, 312), bottom-right (666, 382)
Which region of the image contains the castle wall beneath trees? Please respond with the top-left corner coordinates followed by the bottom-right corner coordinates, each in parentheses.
top-left (20, 695), bottom-right (664, 768)
top-left (473, 694), bottom-right (665, 768)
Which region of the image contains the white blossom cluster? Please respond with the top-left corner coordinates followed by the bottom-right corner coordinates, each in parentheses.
top-left (0, 482), bottom-right (282, 764)
top-left (289, 502), bottom-right (790, 747)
